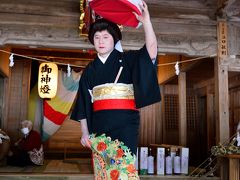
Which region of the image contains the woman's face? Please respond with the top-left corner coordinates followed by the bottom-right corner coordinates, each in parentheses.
top-left (21, 126), bottom-right (30, 135)
top-left (93, 30), bottom-right (114, 57)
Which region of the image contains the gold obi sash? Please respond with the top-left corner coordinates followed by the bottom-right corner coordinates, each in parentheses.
top-left (92, 83), bottom-right (136, 111)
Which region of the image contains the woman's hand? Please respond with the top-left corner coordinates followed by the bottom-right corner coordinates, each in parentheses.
top-left (80, 133), bottom-right (91, 148)
top-left (133, 1), bottom-right (150, 24)
top-left (14, 139), bottom-right (21, 146)
top-left (80, 119), bottom-right (91, 148)
top-left (133, 0), bottom-right (157, 59)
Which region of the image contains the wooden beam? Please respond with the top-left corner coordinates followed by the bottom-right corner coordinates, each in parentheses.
top-left (223, 0), bottom-right (240, 19)
top-left (178, 72), bottom-right (187, 146)
top-left (0, 23), bottom-right (217, 56)
top-left (193, 78), bottom-right (214, 90)
top-left (217, 0), bottom-right (240, 23)
top-left (221, 56), bottom-right (240, 71)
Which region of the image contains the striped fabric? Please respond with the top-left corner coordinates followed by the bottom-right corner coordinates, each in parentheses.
top-left (41, 70), bottom-right (81, 141)
top-left (28, 84), bottom-right (43, 133)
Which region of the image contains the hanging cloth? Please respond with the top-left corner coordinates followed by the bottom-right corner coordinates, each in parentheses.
top-left (42, 70), bottom-right (81, 141)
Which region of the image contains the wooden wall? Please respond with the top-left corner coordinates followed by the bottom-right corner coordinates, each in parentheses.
top-left (5, 59), bottom-right (31, 142)
top-left (139, 101), bottom-right (162, 146)
top-left (0, 48), bottom-right (11, 129)
top-left (46, 118), bottom-right (85, 153)
top-left (161, 84), bottom-right (208, 166)
top-left (229, 87), bottom-right (240, 136)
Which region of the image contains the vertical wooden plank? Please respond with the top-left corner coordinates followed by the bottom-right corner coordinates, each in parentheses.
top-left (215, 20), bottom-right (230, 180)
top-left (161, 86), bottom-right (166, 144)
top-left (216, 20), bottom-right (230, 144)
top-left (155, 101), bottom-right (162, 144)
top-left (2, 77), bottom-right (10, 131)
top-left (6, 59), bottom-right (31, 142)
top-left (229, 158), bottom-right (239, 180)
top-left (138, 94), bottom-right (162, 146)
top-left (206, 87), bottom-right (215, 150)
top-left (178, 72), bottom-right (187, 146)
top-left (20, 60), bottom-right (31, 119)
top-left (0, 48), bottom-right (11, 130)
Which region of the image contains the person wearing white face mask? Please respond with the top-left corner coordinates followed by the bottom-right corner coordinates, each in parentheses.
top-left (7, 120), bottom-right (44, 166)
top-left (21, 127), bottom-right (29, 135)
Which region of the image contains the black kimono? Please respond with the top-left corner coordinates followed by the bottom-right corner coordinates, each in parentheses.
top-left (71, 45), bottom-right (160, 154)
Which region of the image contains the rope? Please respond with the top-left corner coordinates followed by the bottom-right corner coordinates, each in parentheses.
top-left (0, 49), bottom-right (85, 68)
top-left (157, 54), bottom-right (216, 67)
top-left (0, 48), bottom-right (217, 68)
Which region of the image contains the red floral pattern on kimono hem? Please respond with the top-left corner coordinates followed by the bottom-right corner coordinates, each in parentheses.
top-left (89, 134), bottom-right (139, 180)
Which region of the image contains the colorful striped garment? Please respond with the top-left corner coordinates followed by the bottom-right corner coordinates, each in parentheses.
top-left (41, 70), bottom-right (81, 141)
top-left (28, 70), bottom-right (81, 141)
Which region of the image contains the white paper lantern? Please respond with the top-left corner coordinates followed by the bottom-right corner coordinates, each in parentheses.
top-left (38, 63), bottom-right (58, 99)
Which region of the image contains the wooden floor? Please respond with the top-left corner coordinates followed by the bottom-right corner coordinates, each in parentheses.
top-left (0, 158), bottom-right (93, 174)
top-left (0, 175), bottom-right (220, 180)
top-left (0, 158), bottom-right (220, 180)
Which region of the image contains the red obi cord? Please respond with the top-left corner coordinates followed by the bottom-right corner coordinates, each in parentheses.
top-left (93, 99), bottom-right (137, 111)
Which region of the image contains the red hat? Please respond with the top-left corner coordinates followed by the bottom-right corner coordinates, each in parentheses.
top-left (89, 0), bottom-right (142, 28)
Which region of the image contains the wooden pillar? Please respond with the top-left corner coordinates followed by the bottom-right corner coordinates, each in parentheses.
top-left (215, 20), bottom-right (230, 180)
top-left (0, 47), bottom-right (11, 130)
top-left (214, 61), bottom-right (229, 144)
top-left (178, 72), bottom-right (187, 146)
top-left (229, 158), bottom-right (240, 180)
top-left (215, 20), bottom-right (230, 146)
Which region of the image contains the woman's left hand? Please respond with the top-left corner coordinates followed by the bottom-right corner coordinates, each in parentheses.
top-left (133, 1), bottom-right (150, 24)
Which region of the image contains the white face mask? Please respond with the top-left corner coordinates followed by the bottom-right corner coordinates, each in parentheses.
top-left (21, 127), bottom-right (29, 135)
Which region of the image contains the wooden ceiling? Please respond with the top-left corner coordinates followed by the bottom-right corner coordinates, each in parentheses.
top-left (1, 0), bottom-right (239, 53)
top-left (1, 0), bottom-right (240, 84)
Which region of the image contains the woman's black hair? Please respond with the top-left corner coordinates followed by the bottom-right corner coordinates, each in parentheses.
top-left (88, 18), bottom-right (122, 45)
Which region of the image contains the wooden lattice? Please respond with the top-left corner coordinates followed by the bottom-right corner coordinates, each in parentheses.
top-left (164, 95), bottom-right (198, 130)
top-left (164, 95), bottom-right (179, 130)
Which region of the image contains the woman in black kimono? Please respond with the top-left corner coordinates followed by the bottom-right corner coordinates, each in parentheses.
top-left (71, 1), bottom-right (160, 155)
